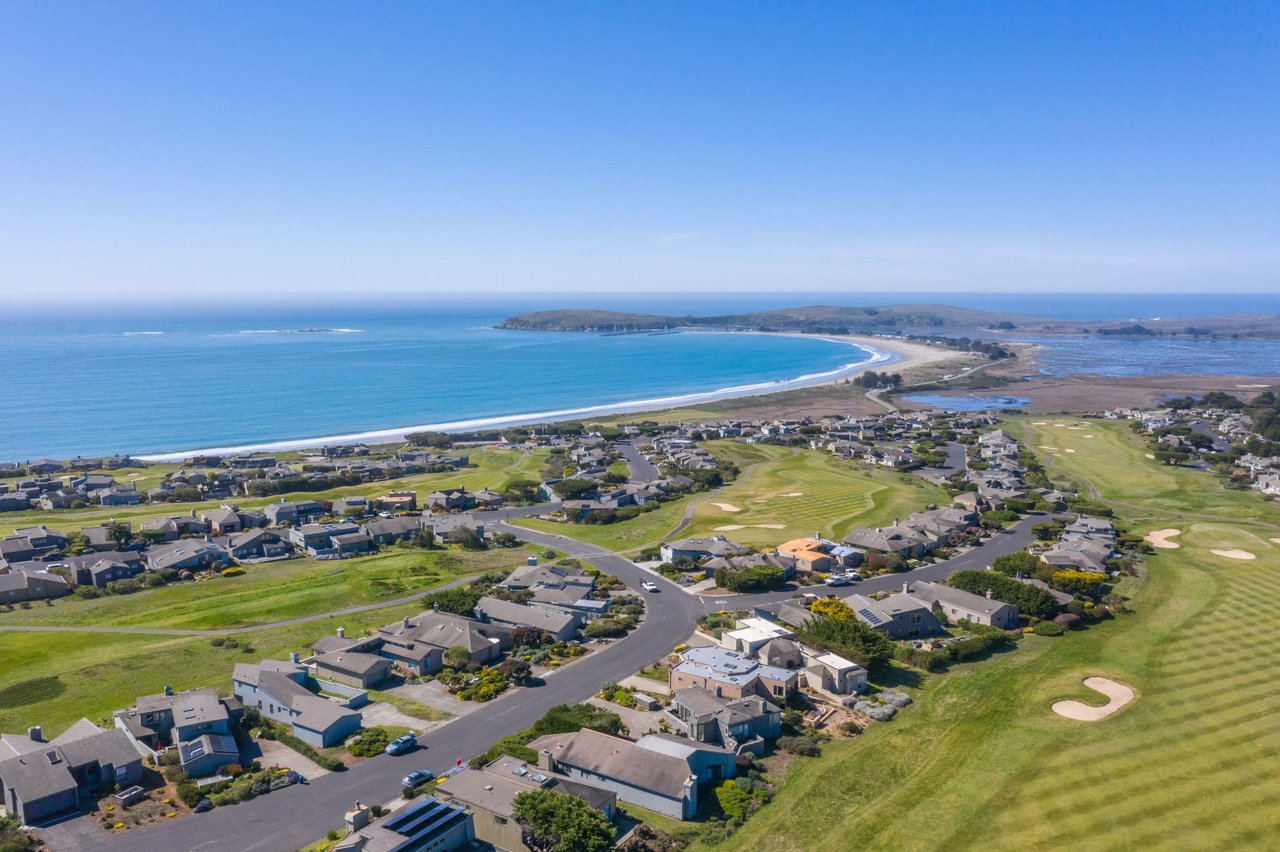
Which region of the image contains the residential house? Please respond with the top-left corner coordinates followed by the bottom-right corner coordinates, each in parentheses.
top-left (473, 596), bottom-right (578, 641)
top-left (309, 650), bottom-right (392, 689)
top-left (222, 528), bottom-right (292, 563)
top-left (363, 517), bottom-right (421, 546)
top-left (842, 524), bottom-right (933, 559)
top-left (285, 522), bottom-right (369, 557)
top-left (660, 536), bottom-right (748, 564)
top-left (335, 797), bottom-right (475, 852)
top-left (113, 688), bottom-right (240, 778)
top-left (146, 540), bottom-right (230, 572)
top-left (669, 647), bottom-right (797, 702)
top-left (0, 565), bottom-right (71, 602)
top-left (264, 499), bottom-right (324, 527)
top-left (900, 580), bottom-right (1019, 629)
top-left (775, 538), bottom-right (836, 574)
top-left (0, 722), bottom-right (143, 825)
top-left (664, 686), bottom-right (781, 755)
top-left (436, 756), bottom-right (615, 852)
top-left (310, 611), bottom-right (506, 677)
top-left (531, 728), bottom-right (736, 820)
top-left (232, 659), bottom-right (364, 748)
top-left (803, 653), bottom-right (868, 697)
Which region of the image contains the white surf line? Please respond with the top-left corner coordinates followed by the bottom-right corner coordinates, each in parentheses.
top-left (138, 336), bottom-right (896, 461)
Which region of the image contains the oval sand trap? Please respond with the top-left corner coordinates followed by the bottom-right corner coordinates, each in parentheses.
top-left (1145, 453), bottom-right (1156, 460)
top-left (1211, 548), bottom-right (1256, 560)
top-left (1270, 538), bottom-right (1280, 546)
top-left (781, 492), bottom-right (804, 497)
top-left (1052, 677), bottom-right (1135, 721)
top-left (1144, 529), bottom-right (1182, 549)
top-left (710, 503), bottom-right (742, 513)
top-left (714, 523), bottom-right (785, 531)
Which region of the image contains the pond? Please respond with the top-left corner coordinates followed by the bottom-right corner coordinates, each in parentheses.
top-left (900, 393), bottom-right (1030, 411)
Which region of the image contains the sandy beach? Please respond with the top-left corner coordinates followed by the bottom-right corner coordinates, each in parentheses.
top-left (138, 332), bottom-right (957, 461)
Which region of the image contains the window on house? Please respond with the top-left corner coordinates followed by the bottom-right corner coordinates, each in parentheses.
top-left (494, 816), bottom-right (508, 825)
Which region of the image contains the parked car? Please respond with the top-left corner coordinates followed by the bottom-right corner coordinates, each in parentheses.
top-left (641, 580), bottom-right (659, 592)
top-left (824, 575), bottom-right (851, 587)
top-left (385, 732), bottom-right (418, 755)
top-left (844, 571), bottom-right (862, 581)
top-left (402, 769), bottom-right (435, 788)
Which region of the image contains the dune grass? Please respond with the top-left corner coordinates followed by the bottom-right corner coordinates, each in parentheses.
top-left (714, 419), bottom-right (1280, 850)
top-left (0, 447), bottom-right (549, 534)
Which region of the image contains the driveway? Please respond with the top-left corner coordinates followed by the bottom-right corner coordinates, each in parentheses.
top-left (360, 700), bottom-right (451, 733)
top-left (251, 738), bottom-right (332, 780)
top-left (586, 697), bottom-right (664, 737)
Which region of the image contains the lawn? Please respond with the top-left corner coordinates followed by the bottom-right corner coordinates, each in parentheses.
top-left (681, 443), bottom-right (948, 548)
top-left (711, 419), bottom-right (1280, 850)
top-left (510, 498), bottom-right (694, 552)
top-left (0, 599), bottom-right (437, 736)
top-left (0, 545), bottom-right (527, 630)
top-left (511, 442), bottom-right (946, 552)
top-left (0, 447), bottom-right (549, 534)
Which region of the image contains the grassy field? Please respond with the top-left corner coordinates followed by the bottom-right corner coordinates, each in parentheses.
top-left (510, 497), bottom-right (694, 552)
top-left (0, 598), bottom-right (445, 736)
top-left (0, 447), bottom-right (549, 534)
top-left (681, 442), bottom-right (947, 547)
top-left (713, 418), bottom-right (1280, 850)
top-left (511, 442), bottom-right (945, 552)
top-left (0, 545), bottom-right (530, 630)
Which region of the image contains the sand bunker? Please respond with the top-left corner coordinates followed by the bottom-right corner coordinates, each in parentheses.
top-left (1144, 529), bottom-right (1182, 549)
top-left (1052, 677), bottom-right (1135, 721)
top-left (1082, 434), bottom-right (1094, 438)
top-left (711, 503), bottom-right (742, 513)
top-left (1211, 549), bottom-right (1256, 561)
top-left (1032, 421), bottom-right (1049, 425)
top-left (1039, 445), bottom-right (1059, 450)
top-left (781, 492), bottom-right (804, 497)
top-left (1271, 538), bottom-right (1280, 547)
top-left (714, 524), bottom-right (785, 531)
top-left (1145, 453), bottom-right (1156, 460)
top-left (1065, 449), bottom-right (1077, 454)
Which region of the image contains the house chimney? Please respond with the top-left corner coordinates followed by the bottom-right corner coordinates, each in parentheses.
top-left (163, 684), bottom-right (174, 696)
top-left (337, 626), bottom-right (346, 638)
top-left (27, 725), bottom-right (42, 742)
top-left (986, 589), bottom-right (994, 600)
top-left (902, 582), bottom-right (909, 594)
top-left (290, 651), bottom-right (301, 664)
top-left (403, 616), bottom-right (411, 629)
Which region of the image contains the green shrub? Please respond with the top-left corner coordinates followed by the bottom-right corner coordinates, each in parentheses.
top-left (1033, 620), bottom-right (1066, 636)
top-left (221, 566), bottom-right (246, 578)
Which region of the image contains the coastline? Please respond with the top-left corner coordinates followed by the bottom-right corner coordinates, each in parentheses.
top-left (136, 333), bottom-right (953, 462)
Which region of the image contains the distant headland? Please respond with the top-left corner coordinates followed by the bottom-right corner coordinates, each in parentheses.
top-left (498, 304), bottom-right (1280, 339)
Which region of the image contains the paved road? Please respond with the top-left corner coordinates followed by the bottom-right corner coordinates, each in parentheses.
top-left (615, 440), bottom-right (661, 483)
top-left (46, 514), bottom-right (1042, 851)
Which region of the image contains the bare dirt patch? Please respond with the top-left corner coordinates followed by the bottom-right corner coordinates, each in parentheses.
top-left (1144, 529), bottom-right (1182, 549)
top-left (1052, 677), bottom-right (1135, 721)
top-left (1210, 548), bottom-right (1256, 561)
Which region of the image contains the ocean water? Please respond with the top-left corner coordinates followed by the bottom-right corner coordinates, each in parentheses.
top-left (2, 293), bottom-right (1277, 460)
top-left (0, 304), bottom-right (871, 459)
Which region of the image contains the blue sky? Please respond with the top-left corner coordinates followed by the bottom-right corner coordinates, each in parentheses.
top-left (1, 1), bottom-right (1277, 298)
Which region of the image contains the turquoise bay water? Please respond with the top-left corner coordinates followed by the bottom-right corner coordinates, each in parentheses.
top-left (0, 306), bottom-right (867, 459)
